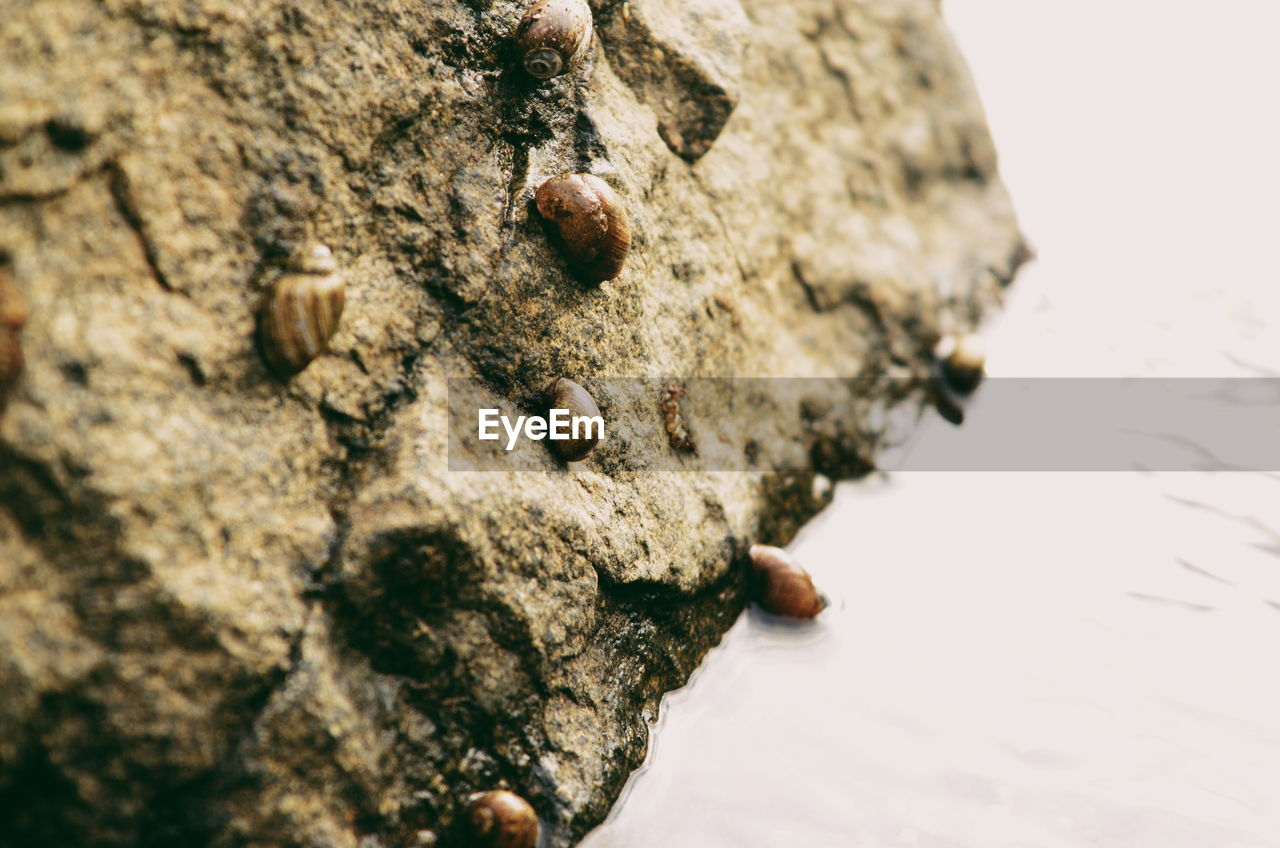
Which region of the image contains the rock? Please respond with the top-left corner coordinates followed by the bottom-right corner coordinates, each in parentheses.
top-left (0, 257), bottom-right (27, 413)
top-left (596, 0), bottom-right (750, 161)
top-left (0, 0), bottom-right (1025, 845)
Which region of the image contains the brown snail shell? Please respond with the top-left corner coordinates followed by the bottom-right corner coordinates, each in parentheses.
top-left (749, 544), bottom-right (825, 619)
top-left (939, 334), bottom-right (985, 395)
top-left (257, 242), bottom-right (345, 379)
top-left (534, 174), bottom-right (631, 283)
top-left (467, 790), bottom-right (539, 848)
top-left (547, 377), bottom-right (602, 462)
top-left (516, 0), bottom-right (593, 79)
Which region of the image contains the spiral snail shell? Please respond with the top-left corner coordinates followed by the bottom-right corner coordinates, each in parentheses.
top-left (0, 262), bottom-right (28, 414)
top-left (548, 377), bottom-right (602, 462)
top-left (749, 544), bottom-right (825, 619)
top-left (257, 242), bottom-right (345, 379)
top-left (467, 790), bottom-right (539, 848)
top-left (516, 0), bottom-right (593, 80)
top-left (938, 334), bottom-right (985, 395)
top-left (535, 174), bottom-right (631, 283)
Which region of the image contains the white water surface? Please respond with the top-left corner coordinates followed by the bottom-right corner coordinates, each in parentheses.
top-left (582, 1), bottom-right (1280, 846)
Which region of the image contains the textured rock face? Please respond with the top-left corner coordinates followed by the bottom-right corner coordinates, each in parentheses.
top-left (0, 0), bottom-right (1023, 845)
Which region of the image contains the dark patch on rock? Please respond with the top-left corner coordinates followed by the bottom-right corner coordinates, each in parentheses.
top-left (596, 0), bottom-right (748, 161)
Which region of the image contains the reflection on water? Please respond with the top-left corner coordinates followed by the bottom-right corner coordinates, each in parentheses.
top-left (583, 0), bottom-right (1280, 845)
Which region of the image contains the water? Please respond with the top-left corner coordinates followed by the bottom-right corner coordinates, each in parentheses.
top-left (582, 1), bottom-right (1280, 845)
top-left (584, 474), bottom-right (1280, 847)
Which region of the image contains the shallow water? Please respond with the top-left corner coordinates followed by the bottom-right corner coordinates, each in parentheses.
top-left (584, 473), bottom-right (1280, 847)
top-left (582, 1), bottom-right (1280, 845)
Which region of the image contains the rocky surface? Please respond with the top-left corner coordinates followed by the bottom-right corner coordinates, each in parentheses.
top-left (0, 0), bottom-right (1024, 845)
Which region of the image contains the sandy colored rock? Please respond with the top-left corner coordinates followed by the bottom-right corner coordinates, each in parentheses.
top-left (0, 0), bottom-right (1024, 845)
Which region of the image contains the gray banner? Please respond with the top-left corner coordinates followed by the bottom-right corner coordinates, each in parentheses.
top-left (447, 378), bottom-right (1280, 471)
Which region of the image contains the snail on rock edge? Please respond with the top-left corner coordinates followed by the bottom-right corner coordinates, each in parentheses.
top-left (938, 334), bottom-right (986, 396)
top-left (749, 544), bottom-right (826, 619)
top-left (467, 790), bottom-right (539, 848)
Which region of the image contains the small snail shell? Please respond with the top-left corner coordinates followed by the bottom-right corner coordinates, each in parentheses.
top-left (467, 790), bottom-right (539, 848)
top-left (547, 377), bottom-right (602, 462)
top-left (0, 264), bottom-right (27, 414)
top-left (257, 243), bottom-right (345, 379)
top-left (749, 544), bottom-right (825, 619)
top-left (535, 174), bottom-right (631, 283)
top-left (939, 334), bottom-right (985, 395)
top-left (516, 0), bottom-right (593, 79)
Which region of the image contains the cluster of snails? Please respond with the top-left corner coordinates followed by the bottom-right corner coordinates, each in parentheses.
top-left (452, 566), bottom-right (826, 845)
top-left (931, 333), bottom-right (986, 425)
top-left (660, 381), bottom-right (697, 454)
top-left (514, 1), bottom-right (634, 285)
top-left (243, 1), bottom-right (632, 467)
top-left (0, 260), bottom-right (27, 416)
top-left (512, 3), bottom-right (624, 463)
top-left (466, 790), bottom-right (539, 848)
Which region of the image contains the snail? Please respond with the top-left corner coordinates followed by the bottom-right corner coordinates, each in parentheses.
top-left (0, 262), bottom-right (27, 414)
top-left (938, 334), bottom-right (985, 395)
top-left (749, 544), bottom-right (825, 619)
top-left (660, 381), bottom-right (696, 453)
top-left (534, 174), bottom-right (631, 283)
top-left (467, 790), bottom-right (539, 848)
top-left (515, 0), bottom-right (593, 80)
top-left (257, 242), bottom-right (345, 379)
top-left (547, 377), bottom-right (602, 461)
